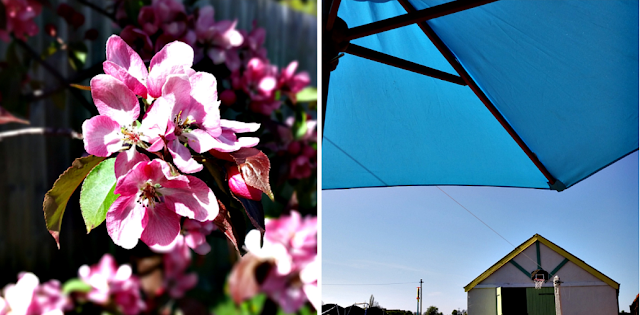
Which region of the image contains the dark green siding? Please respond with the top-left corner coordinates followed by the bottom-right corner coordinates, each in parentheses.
top-left (525, 287), bottom-right (555, 315)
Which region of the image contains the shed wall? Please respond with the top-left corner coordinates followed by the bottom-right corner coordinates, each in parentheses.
top-left (468, 288), bottom-right (496, 315)
top-left (560, 285), bottom-right (618, 315)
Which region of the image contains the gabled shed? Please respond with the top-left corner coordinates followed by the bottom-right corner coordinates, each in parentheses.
top-left (464, 234), bottom-right (619, 315)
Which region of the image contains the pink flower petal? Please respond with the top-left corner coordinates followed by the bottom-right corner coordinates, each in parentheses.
top-left (189, 72), bottom-right (221, 136)
top-left (183, 129), bottom-right (216, 153)
top-left (163, 175), bottom-right (218, 221)
top-left (207, 48), bottom-right (225, 64)
top-left (115, 159), bottom-right (176, 196)
top-left (115, 147), bottom-right (150, 179)
top-left (105, 35), bottom-right (148, 84)
top-left (140, 97), bottom-right (171, 150)
top-left (140, 203), bottom-right (181, 247)
top-left (106, 195), bottom-right (146, 249)
top-left (90, 75), bottom-right (140, 125)
top-left (147, 41), bottom-right (194, 98)
top-left (168, 139), bottom-right (203, 173)
top-left (103, 61), bottom-right (148, 98)
top-left (220, 119), bottom-right (260, 133)
top-left (82, 115), bottom-right (123, 157)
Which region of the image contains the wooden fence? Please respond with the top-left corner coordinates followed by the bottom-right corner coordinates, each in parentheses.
top-left (0, 0), bottom-right (317, 285)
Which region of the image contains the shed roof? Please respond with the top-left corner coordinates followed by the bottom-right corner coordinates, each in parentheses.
top-left (464, 234), bottom-right (619, 292)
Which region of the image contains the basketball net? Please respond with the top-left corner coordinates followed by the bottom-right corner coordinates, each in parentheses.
top-left (534, 278), bottom-right (545, 289)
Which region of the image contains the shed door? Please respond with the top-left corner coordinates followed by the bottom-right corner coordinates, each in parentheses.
top-left (525, 287), bottom-right (555, 315)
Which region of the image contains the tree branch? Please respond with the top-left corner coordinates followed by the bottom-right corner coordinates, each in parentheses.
top-left (0, 127), bottom-right (83, 142)
top-left (12, 36), bottom-right (99, 116)
top-left (77, 0), bottom-right (116, 21)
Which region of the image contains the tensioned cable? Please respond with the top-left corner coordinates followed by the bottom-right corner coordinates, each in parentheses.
top-left (436, 186), bottom-right (539, 267)
top-left (324, 137), bottom-right (389, 186)
top-left (323, 136), bottom-right (539, 268)
top-left (324, 281), bottom-right (417, 286)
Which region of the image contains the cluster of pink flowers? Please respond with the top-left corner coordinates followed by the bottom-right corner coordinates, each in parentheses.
top-left (82, 35), bottom-right (261, 250)
top-left (0, 255), bottom-right (146, 315)
top-left (0, 272), bottom-right (71, 315)
top-left (114, 0), bottom-right (310, 117)
top-left (0, 0), bottom-right (42, 42)
top-left (231, 211), bottom-right (318, 313)
top-left (77, 254), bottom-right (145, 315)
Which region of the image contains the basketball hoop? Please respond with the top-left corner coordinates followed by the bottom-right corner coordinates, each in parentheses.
top-left (534, 278), bottom-right (545, 289)
top-left (531, 269), bottom-right (548, 290)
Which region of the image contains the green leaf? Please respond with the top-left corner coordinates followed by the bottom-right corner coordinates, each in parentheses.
top-left (80, 158), bottom-right (119, 234)
top-left (295, 87), bottom-right (317, 103)
top-left (42, 42), bottom-right (57, 58)
top-left (43, 155), bottom-right (106, 248)
top-left (292, 109), bottom-right (308, 140)
top-left (62, 278), bottom-right (92, 294)
top-left (67, 41), bottom-right (88, 70)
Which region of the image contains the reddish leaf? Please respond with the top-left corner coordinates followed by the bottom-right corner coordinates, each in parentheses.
top-left (213, 200), bottom-right (243, 253)
top-left (43, 155), bottom-right (106, 248)
top-left (0, 107), bottom-right (29, 125)
top-left (234, 196), bottom-right (265, 234)
top-left (229, 148), bottom-right (274, 201)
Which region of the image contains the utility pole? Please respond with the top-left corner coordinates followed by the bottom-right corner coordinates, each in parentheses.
top-left (420, 279), bottom-right (424, 315)
top-left (416, 287), bottom-right (420, 315)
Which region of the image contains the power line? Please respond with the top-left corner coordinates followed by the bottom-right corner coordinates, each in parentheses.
top-left (323, 281), bottom-right (417, 286)
top-left (436, 186), bottom-right (539, 267)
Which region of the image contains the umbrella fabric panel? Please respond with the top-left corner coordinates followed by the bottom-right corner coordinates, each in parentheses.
top-left (411, 0), bottom-right (639, 188)
top-left (323, 0), bottom-right (549, 189)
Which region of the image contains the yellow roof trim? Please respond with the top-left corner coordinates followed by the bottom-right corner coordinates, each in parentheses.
top-left (464, 234), bottom-right (619, 292)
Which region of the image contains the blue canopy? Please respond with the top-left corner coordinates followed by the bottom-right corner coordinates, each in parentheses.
top-left (323, 0), bottom-right (638, 190)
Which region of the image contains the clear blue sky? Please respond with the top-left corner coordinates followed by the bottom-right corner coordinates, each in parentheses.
top-left (321, 151), bottom-right (638, 313)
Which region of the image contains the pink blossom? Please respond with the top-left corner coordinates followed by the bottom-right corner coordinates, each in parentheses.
top-left (195, 5), bottom-right (244, 70)
top-left (0, 0), bottom-right (42, 42)
top-left (162, 235), bottom-right (198, 298)
top-left (103, 35), bottom-right (194, 100)
top-left (138, 6), bottom-right (160, 36)
top-left (238, 58), bottom-right (281, 115)
top-left (107, 159), bottom-right (219, 249)
top-left (261, 270), bottom-right (308, 313)
top-left (264, 211), bottom-right (317, 266)
top-left (289, 154), bottom-right (313, 180)
top-left (227, 165), bottom-right (262, 201)
top-left (119, 26), bottom-right (155, 61)
top-left (78, 254), bottom-right (146, 315)
top-left (241, 212), bottom-right (318, 313)
top-left (2, 272), bottom-right (72, 315)
top-left (238, 24), bottom-right (267, 62)
top-left (152, 0), bottom-right (185, 24)
top-left (81, 74), bottom-right (142, 157)
top-left (143, 73), bottom-right (221, 173)
top-left (183, 219), bottom-right (215, 255)
top-left (210, 119), bottom-right (260, 153)
top-left (150, 219), bottom-right (215, 255)
top-left (278, 61), bottom-right (310, 96)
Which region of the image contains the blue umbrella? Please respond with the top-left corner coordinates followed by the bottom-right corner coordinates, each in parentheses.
top-left (322, 0), bottom-right (638, 191)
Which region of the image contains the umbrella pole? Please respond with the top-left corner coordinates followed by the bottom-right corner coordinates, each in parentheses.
top-left (398, 0), bottom-right (564, 190)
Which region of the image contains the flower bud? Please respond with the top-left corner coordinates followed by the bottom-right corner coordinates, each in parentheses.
top-left (45, 24), bottom-right (57, 37)
top-left (70, 12), bottom-right (85, 29)
top-left (227, 165), bottom-right (262, 201)
top-left (220, 89), bottom-right (237, 107)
